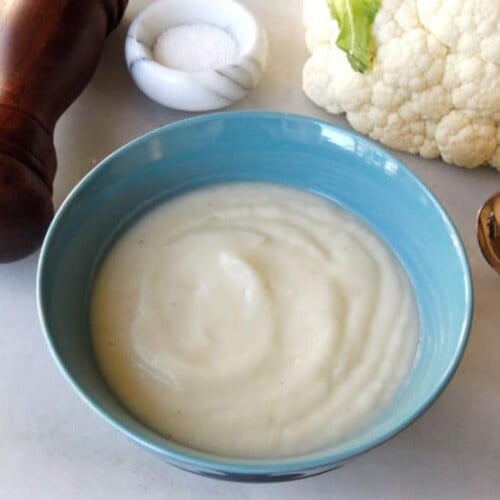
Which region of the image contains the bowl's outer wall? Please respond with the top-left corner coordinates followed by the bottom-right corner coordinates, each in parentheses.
top-left (38, 112), bottom-right (472, 478)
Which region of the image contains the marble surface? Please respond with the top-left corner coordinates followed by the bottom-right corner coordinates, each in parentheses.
top-left (1, 0), bottom-right (500, 498)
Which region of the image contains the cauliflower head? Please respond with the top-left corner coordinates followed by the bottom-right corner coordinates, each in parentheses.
top-left (303, 0), bottom-right (500, 169)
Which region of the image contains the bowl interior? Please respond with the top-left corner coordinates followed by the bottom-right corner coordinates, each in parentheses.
top-left (38, 112), bottom-right (471, 477)
top-left (129, 0), bottom-right (258, 56)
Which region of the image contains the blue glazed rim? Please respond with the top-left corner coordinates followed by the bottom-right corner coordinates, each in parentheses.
top-left (37, 111), bottom-right (473, 479)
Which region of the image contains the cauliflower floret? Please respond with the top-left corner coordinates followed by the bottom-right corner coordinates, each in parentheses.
top-left (417, 0), bottom-right (500, 64)
top-left (302, 0), bottom-right (500, 169)
top-left (435, 111), bottom-right (497, 167)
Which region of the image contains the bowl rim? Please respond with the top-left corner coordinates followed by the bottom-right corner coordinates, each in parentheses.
top-left (37, 110), bottom-right (473, 477)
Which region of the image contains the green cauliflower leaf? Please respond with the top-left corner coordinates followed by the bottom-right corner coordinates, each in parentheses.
top-left (327, 0), bottom-right (380, 73)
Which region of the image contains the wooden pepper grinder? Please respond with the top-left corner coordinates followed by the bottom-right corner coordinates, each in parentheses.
top-left (0, 0), bottom-right (128, 262)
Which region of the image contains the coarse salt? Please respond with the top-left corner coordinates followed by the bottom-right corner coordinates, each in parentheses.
top-left (153, 23), bottom-right (239, 72)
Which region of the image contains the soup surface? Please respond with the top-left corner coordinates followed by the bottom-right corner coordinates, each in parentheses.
top-left (91, 183), bottom-right (419, 458)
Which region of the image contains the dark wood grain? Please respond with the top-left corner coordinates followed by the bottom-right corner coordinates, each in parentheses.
top-left (0, 0), bottom-right (128, 262)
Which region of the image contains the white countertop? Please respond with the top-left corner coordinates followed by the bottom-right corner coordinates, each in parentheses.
top-left (1, 1), bottom-right (500, 498)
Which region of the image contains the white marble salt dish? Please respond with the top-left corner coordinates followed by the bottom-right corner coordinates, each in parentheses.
top-left (125, 0), bottom-right (268, 112)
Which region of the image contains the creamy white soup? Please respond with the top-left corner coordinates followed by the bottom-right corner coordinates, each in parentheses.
top-left (91, 183), bottom-right (419, 458)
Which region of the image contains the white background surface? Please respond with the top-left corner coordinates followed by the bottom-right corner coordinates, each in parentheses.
top-left (1, 1), bottom-right (500, 498)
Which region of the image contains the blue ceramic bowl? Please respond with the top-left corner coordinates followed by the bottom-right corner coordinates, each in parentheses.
top-left (37, 112), bottom-right (472, 482)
